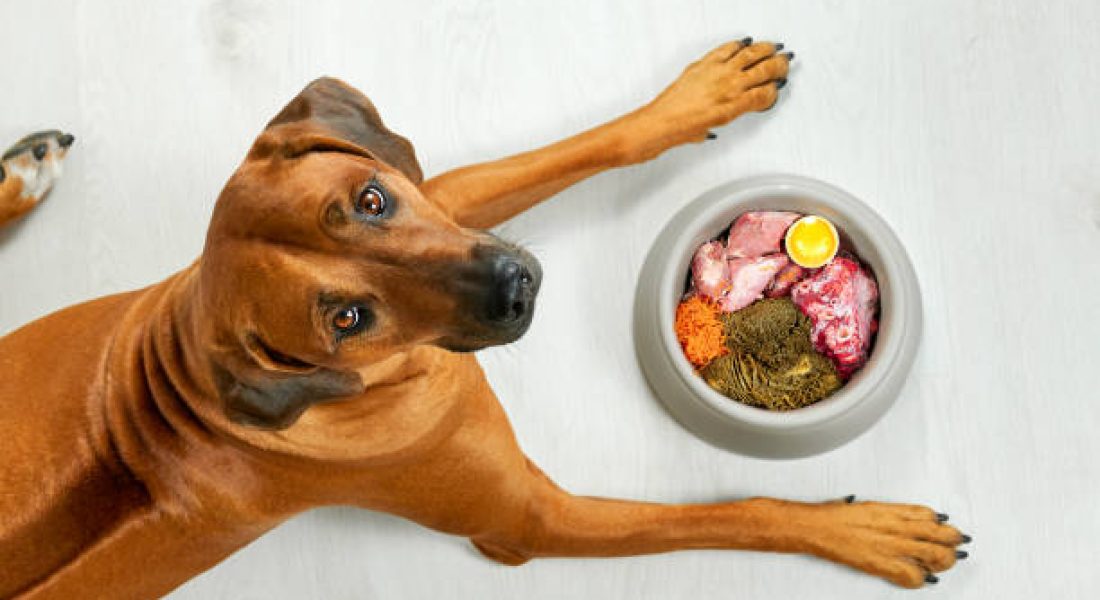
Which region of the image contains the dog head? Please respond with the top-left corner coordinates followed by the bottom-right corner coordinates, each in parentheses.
top-left (198, 78), bottom-right (541, 429)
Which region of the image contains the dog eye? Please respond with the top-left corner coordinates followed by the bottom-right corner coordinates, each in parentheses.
top-left (356, 185), bottom-right (387, 217)
top-left (332, 305), bottom-right (371, 338)
top-left (333, 307), bottom-right (361, 331)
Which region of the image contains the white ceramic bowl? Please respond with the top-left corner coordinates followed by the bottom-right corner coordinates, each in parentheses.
top-left (633, 174), bottom-right (922, 459)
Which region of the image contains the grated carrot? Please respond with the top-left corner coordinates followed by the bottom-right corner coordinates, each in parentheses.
top-left (674, 295), bottom-right (729, 369)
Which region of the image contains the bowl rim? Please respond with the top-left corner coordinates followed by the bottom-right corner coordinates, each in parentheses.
top-left (653, 174), bottom-right (917, 431)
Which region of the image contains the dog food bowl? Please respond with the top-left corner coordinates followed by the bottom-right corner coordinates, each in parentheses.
top-left (633, 174), bottom-right (922, 459)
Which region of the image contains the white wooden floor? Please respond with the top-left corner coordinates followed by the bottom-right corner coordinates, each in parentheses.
top-left (3, 1), bottom-right (1098, 598)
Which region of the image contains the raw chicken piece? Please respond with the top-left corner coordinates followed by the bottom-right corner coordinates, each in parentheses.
top-left (690, 241), bottom-right (730, 300)
top-left (790, 257), bottom-right (879, 379)
top-left (719, 254), bottom-right (789, 312)
top-left (726, 211), bottom-right (800, 258)
top-left (765, 262), bottom-right (807, 298)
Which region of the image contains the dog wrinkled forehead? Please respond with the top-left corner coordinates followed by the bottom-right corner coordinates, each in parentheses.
top-left (255, 77), bottom-right (423, 184)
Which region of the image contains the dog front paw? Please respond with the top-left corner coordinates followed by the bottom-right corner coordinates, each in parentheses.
top-left (804, 499), bottom-right (971, 589)
top-left (622, 38), bottom-right (792, 163)
top-left (1, 130), bottom-right (75, 224)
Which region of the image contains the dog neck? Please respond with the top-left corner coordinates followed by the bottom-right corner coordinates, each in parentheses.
top-left (9, 263), bottom-right (467, 598)
top-left (101, 266), bottom-right (282, 513)
top-left (102, 263), bottom-right (470, 511)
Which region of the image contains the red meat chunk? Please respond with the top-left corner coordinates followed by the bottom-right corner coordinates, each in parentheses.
top-left (790, 257), bottom-right (879, 379)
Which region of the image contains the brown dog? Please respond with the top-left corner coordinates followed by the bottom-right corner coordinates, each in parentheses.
top-left (0, 39), bottom-right (967, 598)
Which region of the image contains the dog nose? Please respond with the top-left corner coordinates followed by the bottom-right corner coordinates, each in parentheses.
top-left (488, 257), bottom-right (537, 324)
top-left (59, 133), bottom-right (75, 149)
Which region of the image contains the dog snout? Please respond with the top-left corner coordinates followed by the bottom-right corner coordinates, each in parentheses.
top-left (469, 239), bottom-right (541, 327)
top-left (488, 255), bottom-right (538, 324)
top-left (433, 240), bottom-right (542, 352)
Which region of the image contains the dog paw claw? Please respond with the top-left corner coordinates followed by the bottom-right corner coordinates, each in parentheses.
top-left (626, 38), bottom-right (792, 161)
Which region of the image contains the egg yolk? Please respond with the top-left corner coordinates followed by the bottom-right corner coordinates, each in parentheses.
top-left (785, 216), bottom-right (839, 268)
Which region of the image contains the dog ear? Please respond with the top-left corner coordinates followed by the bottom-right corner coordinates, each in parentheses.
top-left (211, 360), bottom-right (364, 430)
top-left (252, 77), bottom-right (424, 184)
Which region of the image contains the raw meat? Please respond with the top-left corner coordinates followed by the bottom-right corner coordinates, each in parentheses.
top-left (790, 257), bottom-right (878, 379)
top-left (701, 298), bottom-right (841, 410)
top-left (765, 263), bottom-right (807, 298)
top-left (719, 254), bottom-right (789, 312)
top-left (690, 240), bottom-right (730, 300)
top-left (726, 211), bottom-right (800, 258)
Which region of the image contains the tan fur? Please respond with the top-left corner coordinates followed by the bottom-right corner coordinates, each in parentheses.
top-left (0, 173), bottom-right (28, 225)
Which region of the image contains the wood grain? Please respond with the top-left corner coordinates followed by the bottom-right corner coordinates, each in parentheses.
top-left (2, 0), bottom-right (1097, 598)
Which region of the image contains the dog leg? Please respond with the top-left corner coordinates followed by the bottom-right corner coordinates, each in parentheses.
top-left (471, 463), bottom-right (968, 589)
top-left (422, 39), bottom-right (791, 229)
